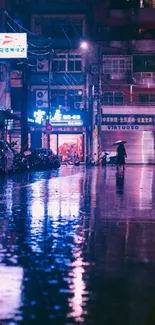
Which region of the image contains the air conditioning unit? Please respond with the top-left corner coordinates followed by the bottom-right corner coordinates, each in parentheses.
top-left (74, 102), bottom-right (83, 109)
top-left (91, 64), bottom-right (99, 75)
top-left (36, 90), bottom-right (48, 108)
top-left (37, 59), bottom-right (48, 72)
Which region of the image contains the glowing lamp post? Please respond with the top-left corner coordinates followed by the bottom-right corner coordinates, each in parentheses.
top-left (80, 40), bottom-right (102, 165)
top-left (34, 110), bottom-right (46, 124)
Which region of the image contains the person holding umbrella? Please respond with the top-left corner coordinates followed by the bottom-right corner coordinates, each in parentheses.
top-left (113, 141), bottom-right (127, 171)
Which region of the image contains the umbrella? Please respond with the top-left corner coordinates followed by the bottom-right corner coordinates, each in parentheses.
top-left (113, 140), bottom-right (127, 146)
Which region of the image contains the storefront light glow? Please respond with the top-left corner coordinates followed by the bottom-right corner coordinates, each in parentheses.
top-left (34, 110), bottom-right (46, 124)
top-left (51, 109), bottom-right (62, 121)
top-left (50, 109), bottom-right (82, 125)
top-left (63, 115), bottom-right (81, 120)
top-left (32, 108), bottom-right (83, 126)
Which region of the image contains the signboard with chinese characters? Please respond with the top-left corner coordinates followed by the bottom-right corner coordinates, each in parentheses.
top-left (50, 109), bottom-right (83, 126)
top-left (101, 115), bottom-right (155, 125)
top-left (0, 33), bottom-right (27, 58)
top-left (31, 109), bottom-right (84, 127)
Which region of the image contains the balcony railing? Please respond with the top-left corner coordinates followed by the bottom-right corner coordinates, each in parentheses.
top-left (101, 101), bottom-right (155, 106)
top-left (108, 8), bottom-right (155, 24)
top-left (101, 103), bottom-right (155, 115)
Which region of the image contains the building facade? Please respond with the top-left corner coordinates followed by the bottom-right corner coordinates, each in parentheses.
top-left (89, 0), bottom-right (155, 164)
top-left (5, 0), bottom-right (155, 163)
top-left (8, 0), bottom-right (91, 160)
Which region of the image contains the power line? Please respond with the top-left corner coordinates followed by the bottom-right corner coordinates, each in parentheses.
top-left (56, 18), bottom-right (155, 99)
top-left (6, 21), bottom-right (51, 55)
top-left (4, 10), bottom-right (45, 39)
top-left (6, 9), bottom-right (152, 100)
top-left (5, 8), bottom-right (155, 55)
top-left (26, 41), bottom-right (50, 49)
top-left (28, 50), bottom-right (50, 56)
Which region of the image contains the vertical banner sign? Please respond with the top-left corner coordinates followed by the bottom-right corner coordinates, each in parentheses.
top-left (0, 33), bottom-right (27, 58)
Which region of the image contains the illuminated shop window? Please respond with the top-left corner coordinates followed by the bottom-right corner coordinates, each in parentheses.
top-left (58, 134), bottom-right (83, 162)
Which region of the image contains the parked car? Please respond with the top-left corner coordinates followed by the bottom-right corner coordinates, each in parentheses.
top-left (0, 140), bottom-right (14, 172)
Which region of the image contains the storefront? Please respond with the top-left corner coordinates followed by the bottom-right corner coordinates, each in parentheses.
top-left (29, 109), bottom-right (89, 162)
top-left (41, 128), bottom-right (86, 162)
top-left (101, 114), bottom-right (155, 164)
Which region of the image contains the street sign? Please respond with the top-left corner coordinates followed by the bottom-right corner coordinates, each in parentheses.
top-left (0, 33), bottom-right (27, 58)
top-left (101, 114), bottom-right (155, 125)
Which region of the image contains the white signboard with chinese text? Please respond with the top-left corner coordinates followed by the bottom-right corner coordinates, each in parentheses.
top-left (101, 125), bottom-right (155, 131)
top-left (0, 33), bottom-right (27, 58)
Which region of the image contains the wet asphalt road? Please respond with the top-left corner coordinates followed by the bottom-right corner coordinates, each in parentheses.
top-left (0, 165), bottom-right (155, 325)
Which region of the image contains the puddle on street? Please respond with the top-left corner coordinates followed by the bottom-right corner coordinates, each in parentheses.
top-left (0, 166), bottom-right (155, 324)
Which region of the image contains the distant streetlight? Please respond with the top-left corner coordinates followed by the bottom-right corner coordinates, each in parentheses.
top-left (80, 41), bottom-right (89, 50)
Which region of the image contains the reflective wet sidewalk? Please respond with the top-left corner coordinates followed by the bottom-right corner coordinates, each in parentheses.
top-left (0, 166), bottom-right (155, 324)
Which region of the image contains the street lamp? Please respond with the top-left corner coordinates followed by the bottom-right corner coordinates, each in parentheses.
top-left (80, 40), bottom-right (102, 165)
top-left (80, 41), bottom-right (89, 50)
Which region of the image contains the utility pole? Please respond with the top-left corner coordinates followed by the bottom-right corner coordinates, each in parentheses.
top-left (97, 46), bottom-right (102, 166)
top-left (0, 8), bottom-right (5, 32)
top-left (90, 45), bottom-right (102, 165)
top-left (47, 48), bottom-right (52, 150)
top-left (0, 8), bottom-right (6, 139)
top-left (21, 62), bottom-right (28, 153)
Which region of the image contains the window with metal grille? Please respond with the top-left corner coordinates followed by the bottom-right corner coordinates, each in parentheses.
top-left (67, 89), bottom-right (83, 107)
top-left (52, 54), bottom-right (82, 72)
top-left (102, 92), bottom-right (124, 105)
top-left (139, 94), bottom-right (155, 104)
top-left (52, 60), bottom-right (66, 72)
top-left (103, 57), bottom-right (131, 74)
top-left (68, 55), bottom-right (82, 72)
top-left (37, 19), bottom-right (83, 39)
top-left (50, 89), bottom-right (83, 108)
top-left (50, 89), bottom-right (66, 106)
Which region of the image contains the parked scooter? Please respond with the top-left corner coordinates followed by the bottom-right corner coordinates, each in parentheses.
top-left (14, 153), bottom-right (28, 172)
top-left (102, 152), bottom-right (109, 166)
top-left (109, 155), bottom-right (117, 166)
top-left (102, 151), bottom-right (117, 166)
top-left (86, 154), bottom-right (95, 167)
top-left (74, 159), bottom-right (80, 166)
top-left (48, 154), bottom-right (61, 170)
